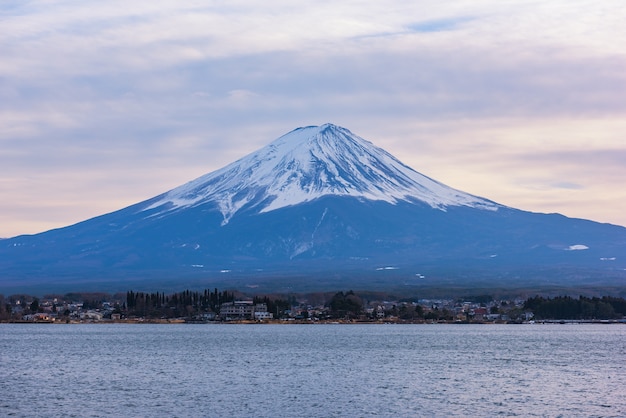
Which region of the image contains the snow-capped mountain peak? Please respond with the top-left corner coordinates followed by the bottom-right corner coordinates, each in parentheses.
top-left (144, 123), bottom-right (499, 224)
top-left (5, 123), bottom-right (626, 294)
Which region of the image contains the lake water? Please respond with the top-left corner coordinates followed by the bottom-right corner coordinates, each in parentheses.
top-left (1, 323), bottom-right (624, 417)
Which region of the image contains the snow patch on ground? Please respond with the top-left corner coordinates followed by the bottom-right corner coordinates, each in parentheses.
top-left (566, 244), bottom-right (589, 251)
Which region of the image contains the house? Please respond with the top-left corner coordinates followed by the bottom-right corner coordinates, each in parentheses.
top-left (472, 307), bottom-right (488, 321)
top-left (22, 313), bottom-right (54, 322)
top-left (80, 311), bottom-right (103, 321)
top-left (254, 310), bottom-right (273, 320)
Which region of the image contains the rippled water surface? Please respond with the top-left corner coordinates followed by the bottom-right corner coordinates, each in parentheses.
top-left (1, 324), bottom-right (625, 417)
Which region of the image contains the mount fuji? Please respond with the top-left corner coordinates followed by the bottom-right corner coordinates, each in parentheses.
top-left (2, 124), bottom-right (625, 294)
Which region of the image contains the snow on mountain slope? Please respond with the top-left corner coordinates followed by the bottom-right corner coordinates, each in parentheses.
top-left (144, 124), bottom-right (500, 225)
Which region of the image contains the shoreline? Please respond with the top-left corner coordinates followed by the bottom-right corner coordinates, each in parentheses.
top-left (2, 319), bottom-right (625, 325)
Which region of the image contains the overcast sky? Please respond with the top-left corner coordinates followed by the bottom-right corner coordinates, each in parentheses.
top-left (2, 1), bottom-right (626, 238)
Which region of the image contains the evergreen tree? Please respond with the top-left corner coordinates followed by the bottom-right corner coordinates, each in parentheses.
top-left (30, 298), bottom-right (40, 313)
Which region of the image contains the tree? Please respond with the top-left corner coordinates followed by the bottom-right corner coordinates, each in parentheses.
top-left (328, 291), bottom-right (362, 318)
top-left (398, 305), bottom-right (411, 319)
top-left (424, 311), bottom-right (438, 321)
top-left (398, 304), bottom-right (423, 320)
top-left (30, 298), bottom-right (40, 313)
top-left (522, 295), bottom-right (625, 320)
top-left (595, 302), bottom-right (616, 319)
top-left (0, 302), bottom-right (10, 321)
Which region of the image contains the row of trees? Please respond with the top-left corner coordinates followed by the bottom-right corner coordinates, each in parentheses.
top-left (523, 296), bottom-right (626, 320)
top-left (126, 289), bottom-right (236, 317)
top-left (124, 290), bottom-right (302, 319)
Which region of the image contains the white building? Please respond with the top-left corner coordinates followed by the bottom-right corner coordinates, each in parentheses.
top-left (220, 301), bottom-right (272, 320)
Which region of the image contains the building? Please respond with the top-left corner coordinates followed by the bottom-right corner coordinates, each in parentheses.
top-left (220, 301), bottom-right (272, 320)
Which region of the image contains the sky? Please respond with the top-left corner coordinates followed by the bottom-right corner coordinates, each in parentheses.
top-left (1, 1), bottom-right (626, 238)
